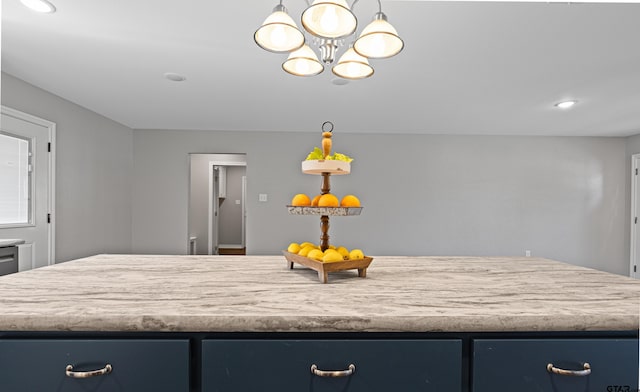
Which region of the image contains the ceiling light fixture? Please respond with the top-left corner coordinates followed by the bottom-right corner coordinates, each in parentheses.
top-left (332, 46), bottom-right (374, 79)
top-left (255, 0), bottom-right (404, 79)
top-left (20, 0), bottom-right (56, 13)
top-left (555, 100), bottom-right (578, 109)
top-left (283, 45), bottom-right (324, 76)
top-left (164, 73), bottom-right (187, 82)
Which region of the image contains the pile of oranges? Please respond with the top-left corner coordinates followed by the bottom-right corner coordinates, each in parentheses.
top-left (291, 193), bottom-right (360, 208)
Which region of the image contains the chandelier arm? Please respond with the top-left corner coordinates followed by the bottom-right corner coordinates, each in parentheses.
top-left (350, 0), bottom-right (382, 13)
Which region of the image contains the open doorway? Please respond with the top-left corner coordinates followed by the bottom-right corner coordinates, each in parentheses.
top-left (188, 153), bottom-right (247, 255)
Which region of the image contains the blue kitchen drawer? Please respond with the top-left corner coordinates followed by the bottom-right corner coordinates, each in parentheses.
top-left (202, 339), bottom-right (462, 392)
top-left (0, 339), bottom-right (190, 391)
top-left (473, 338), bottom-right (639, 392)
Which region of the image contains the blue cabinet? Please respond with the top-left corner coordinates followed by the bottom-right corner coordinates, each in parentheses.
top-left (0, 339), bottom-right (190, 391)
top-left (1, 334), bottom-right (637, 391)
top-left (473, 339), bottom-right (639, 392)
top-left (201, 339), bottom-right (462, 392)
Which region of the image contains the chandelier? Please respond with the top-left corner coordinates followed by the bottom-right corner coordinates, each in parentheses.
top-left (254, 0), bottom-right (404, 80)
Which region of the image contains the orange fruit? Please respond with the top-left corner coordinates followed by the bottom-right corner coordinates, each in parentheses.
top-left (291, 193), bottom-right (311, 206)
top-left (318, 193), bottom-right (339, 207)
top-left (311, 194), bottom-right (322, 206)
top-left (340, 195), bottom-right (361, 207)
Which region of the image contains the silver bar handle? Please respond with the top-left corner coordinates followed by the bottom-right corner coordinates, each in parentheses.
top-left (547, 362), bottom-right (591, 376)
top-left (65, 364), bottom-right (112, 378)
top-left (310, 363), bottom-right (355, 377)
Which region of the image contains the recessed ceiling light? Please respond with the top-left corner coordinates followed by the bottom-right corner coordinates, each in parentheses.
top-left (554, 100), bottom-right (577, 109)
top-left (331, 78), bottom-right (350, 86)
top-left (20, 0), bottom-right (56, 13)
top-left (164, 73), bottom-right (186, 82)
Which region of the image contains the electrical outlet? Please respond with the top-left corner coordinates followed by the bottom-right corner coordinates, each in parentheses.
top-left (258, 194), bottom-right (268, 202)
top-left (525, 250), bottom-right (531, 257)
top-left (235, 199), bottom-right (241, 205)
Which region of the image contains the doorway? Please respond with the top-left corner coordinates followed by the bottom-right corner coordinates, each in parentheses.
top-left (188, 154), bottom-right (246, 255)
top-left (0, 106), bottom-right (55, 270)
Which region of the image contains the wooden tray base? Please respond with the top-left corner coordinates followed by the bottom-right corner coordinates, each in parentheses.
top-left (283, 251), bottom-right (373, 283)
top-left (301, 160), bottom-right (350, 175)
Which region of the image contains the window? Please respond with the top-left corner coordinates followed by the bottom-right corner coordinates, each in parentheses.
top-left (0, 132), bottom-right (31, 225)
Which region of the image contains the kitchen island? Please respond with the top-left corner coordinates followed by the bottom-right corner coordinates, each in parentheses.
top-left (0, 255), bottom-right (638, 391)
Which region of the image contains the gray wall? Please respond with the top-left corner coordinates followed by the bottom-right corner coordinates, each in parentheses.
top-left (625, 134), bottom-right (640, 155)
top-left (132, 129), bottom-right (628, 275)
top-left (3, 72), bottom-right (633, 275)
top-left (219, 166), bottom-right (246, 246)
top-left (1, 73), bottom-right (133, 262)
top-left (188, 154), bottom-right (210, 255)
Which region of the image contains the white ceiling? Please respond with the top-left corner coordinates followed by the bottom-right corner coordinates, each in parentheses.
top-left (2, 0), bottom-right (640, 136)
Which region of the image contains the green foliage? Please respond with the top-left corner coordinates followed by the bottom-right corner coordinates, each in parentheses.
top-left (304, 147), bottom-right (354, 162)
top-left (332, 152), bottom-right (353, 163)
top-left (305, 147), bottom-right (324, 161)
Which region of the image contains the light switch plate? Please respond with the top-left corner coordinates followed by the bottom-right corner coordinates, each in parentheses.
top-left (259, 194), bottom-right (268, 202)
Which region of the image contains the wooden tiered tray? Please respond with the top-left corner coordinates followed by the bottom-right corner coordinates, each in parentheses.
top-left (287, 206), bottom-right (362, 216)
top-left (301, 160), bottom-right (350, 175)
top-left (286, 124), bottom-right (370, 283)
top-left (283, 251), bottom-right (374, 284)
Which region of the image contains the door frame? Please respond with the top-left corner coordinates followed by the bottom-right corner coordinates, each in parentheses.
top-left (208, 164), bottom-right (219, 255)
top-left (1, 105), bottom-right (56, 266)
top-left (241, 175), bottom-right (247, 248)
top-left (630, 154), bottom-right (640, 278)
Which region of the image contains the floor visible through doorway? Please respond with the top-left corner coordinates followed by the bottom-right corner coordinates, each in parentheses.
top-left (218, 248), bottom-right (246, 255)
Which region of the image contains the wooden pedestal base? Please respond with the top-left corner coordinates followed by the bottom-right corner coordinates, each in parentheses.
top-left (283, 251), bottom-right (373, 284)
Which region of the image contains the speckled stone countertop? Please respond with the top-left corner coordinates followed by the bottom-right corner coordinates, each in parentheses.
top-left (0, 255), bottom-right (638, 333)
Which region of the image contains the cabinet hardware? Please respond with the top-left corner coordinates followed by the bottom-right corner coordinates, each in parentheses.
top-left (546, 362), bottom-right (590, 376)
top-left (310, 363), bottom-right (355, 377)
top-left (65, 364), bottom-right (112, 379)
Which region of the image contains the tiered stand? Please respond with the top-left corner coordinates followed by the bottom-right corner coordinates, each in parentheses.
top-left (283, 127), bottom-right (373, 283)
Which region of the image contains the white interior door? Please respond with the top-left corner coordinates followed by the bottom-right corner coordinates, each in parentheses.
top-left (0, 106), bottom-right (55, 270)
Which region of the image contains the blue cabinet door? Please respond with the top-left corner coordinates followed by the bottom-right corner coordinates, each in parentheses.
top-left (202, 339), bottom-right (462, 392)
top-left (0, 339), bottom-right (190, 391)
top-left (473, 339), bottom-right (639, 392)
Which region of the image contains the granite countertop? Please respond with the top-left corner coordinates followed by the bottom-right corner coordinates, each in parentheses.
top-left (0, 239), bottom-right (25, 247)
top-left (0, 254), bottom-right (638, 333)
